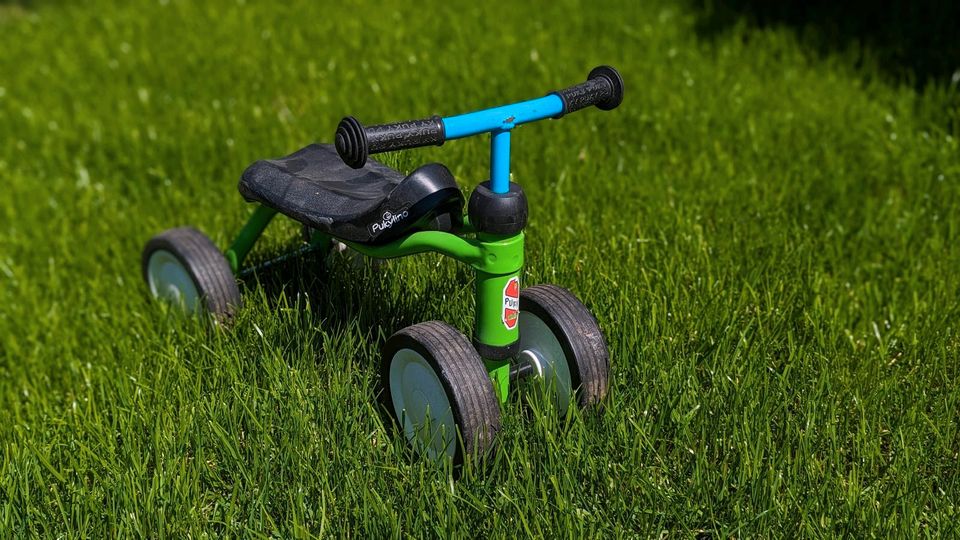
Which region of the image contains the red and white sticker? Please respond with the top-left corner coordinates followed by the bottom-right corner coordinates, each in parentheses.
top-left (502, 276), bottom-right (520, 330)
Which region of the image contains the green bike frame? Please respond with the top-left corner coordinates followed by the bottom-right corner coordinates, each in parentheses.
top-left (223, 204), bottom-right (523, 402)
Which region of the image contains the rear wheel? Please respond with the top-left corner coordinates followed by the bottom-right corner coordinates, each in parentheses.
top-left (381, 321), bottom-right (500, 463)
top-left (142, 227), bottom-right (241, 320)
top-left (518, 284), bottom-right (610, 414)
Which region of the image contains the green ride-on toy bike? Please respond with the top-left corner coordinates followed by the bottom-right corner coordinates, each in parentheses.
top-left (142, 66), bottom-right (623, 463)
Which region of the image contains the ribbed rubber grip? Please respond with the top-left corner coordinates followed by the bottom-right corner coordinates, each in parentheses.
top-left (551, 65), bottom-right (624, 116)
top-left (335, 115), bottom-right (445, 169)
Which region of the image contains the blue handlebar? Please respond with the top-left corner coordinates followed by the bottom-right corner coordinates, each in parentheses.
top-left (441, 94), bottom-right (564, 139)
top-left (334, 66), bottom-right (623, 194)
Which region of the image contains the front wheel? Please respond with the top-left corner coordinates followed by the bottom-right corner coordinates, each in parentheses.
top-left (381, 321), bottom-right (501, 463)
top-left (518, 284), bottom-right (610, 414)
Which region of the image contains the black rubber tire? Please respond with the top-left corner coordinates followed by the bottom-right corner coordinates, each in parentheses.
top-left (520, 285), bottom-right (610, 408)
top-left (381, 321), bottom-right (501, 464)
top-left (141, 226), bottom-right (241, 320)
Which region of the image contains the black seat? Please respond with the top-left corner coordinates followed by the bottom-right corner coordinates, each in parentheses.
top-left (239, 144), bottom-right (463, 244)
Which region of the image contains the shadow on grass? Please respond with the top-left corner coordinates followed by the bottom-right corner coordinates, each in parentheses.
top-left (690, 0), bottom-right (960, 88)
top-left (242, 248), bottom-right (415, 335)
top-left (239, 245), bottom-right (479, 446)
top-left (241, 243), bottom-right (474, 358)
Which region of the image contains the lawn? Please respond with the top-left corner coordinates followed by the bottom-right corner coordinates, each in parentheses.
top-left (1, 0), bottom-right (958, 536)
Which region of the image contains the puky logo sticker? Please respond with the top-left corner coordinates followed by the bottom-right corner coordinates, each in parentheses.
top-left (370, 209), bottom-right (409, 234)
top-left (503, 276), bottom-right (520, 330)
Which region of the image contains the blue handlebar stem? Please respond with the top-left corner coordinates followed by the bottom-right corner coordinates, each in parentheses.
top-left (441, 94), bottom-right (565, 194)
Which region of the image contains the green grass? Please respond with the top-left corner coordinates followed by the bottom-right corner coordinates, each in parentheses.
top-left (1, 0), bottom-right (959, 536)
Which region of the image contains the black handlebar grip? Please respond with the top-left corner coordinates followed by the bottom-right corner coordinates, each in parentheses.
top-left (335, 115), bottom-right (445, 169)
top-left (551, 65), bottom-right (624, 117)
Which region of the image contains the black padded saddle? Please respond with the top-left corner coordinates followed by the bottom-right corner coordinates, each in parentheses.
top-left (239, 144), bottom-right (463, 244)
